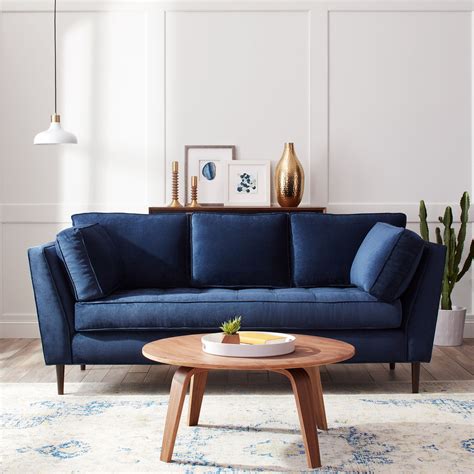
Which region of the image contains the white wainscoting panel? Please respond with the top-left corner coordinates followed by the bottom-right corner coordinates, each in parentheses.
top-left (165, 10), bottom-right (310, 204)
top-left (0, 10), bottom-right (149, 207)
top-left (328, 11), bottom-right (471, 205)
top-left (1, 223), bottom-right (68, 337)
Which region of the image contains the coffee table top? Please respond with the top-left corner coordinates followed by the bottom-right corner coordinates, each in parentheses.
top-left (142, 334), bottom-right (355, 370)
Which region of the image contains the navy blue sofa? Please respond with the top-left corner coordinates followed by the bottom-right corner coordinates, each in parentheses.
top-left (28, 211), bottom-right (445, 394)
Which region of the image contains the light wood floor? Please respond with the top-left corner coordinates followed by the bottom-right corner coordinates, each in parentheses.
top-left (1, 338), bottom-right (473, 394)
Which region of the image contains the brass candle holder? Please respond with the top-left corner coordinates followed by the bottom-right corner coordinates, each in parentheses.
top-left (189, 175), bottom-right (199, 207)
top-left (168, 161), bottom-right (183, 208)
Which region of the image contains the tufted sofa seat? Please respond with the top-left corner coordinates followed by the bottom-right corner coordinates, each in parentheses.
top-left (74, 287), bottom-right (402, 332)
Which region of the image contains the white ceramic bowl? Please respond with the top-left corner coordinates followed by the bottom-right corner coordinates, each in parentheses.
top-left (201, 332), bottom-right (295, 358)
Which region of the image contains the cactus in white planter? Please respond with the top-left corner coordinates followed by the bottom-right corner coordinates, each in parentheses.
top-left (419, 192), bottom-right (473, 310)
top-left (419, 192), bottom-right (473, 346)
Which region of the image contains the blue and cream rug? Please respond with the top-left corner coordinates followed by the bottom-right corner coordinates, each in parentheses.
top-left (1, 383), bottom-right (473, 473)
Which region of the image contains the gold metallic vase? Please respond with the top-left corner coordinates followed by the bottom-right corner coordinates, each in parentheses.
top-left (275, 142), bottom-right (304, 207)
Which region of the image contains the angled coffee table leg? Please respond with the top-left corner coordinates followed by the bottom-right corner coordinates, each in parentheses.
top-left (188, 370), bottom-right (208, 426)
top-left (279, 368), bottom-right (322, 469)
top-left (305, 366), bottom-right (328, 431)
top-left (161, 366), bottom-right (195, 462)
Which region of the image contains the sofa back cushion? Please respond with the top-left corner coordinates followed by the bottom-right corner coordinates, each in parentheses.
top-left (72, 213), bottom-right (189, 288)
top-left (350, 222), bottom-right (425, 302)
top-left (191, 213), bottom-right (290, 287)
top-left (56, 224), bottom-right (123, 301)
top-left (291, 212), bottom-right (407, 287)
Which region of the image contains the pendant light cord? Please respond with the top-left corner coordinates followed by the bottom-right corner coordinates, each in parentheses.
top-left (54, 0), bottom-right (57, 114)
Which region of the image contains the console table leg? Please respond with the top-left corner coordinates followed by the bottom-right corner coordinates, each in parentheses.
top-left (281, 368), bottom-right (322, 469)
top-left (306, 366), bottom-right (328, 431)
top-left (188, 370), bottom-right (208, 426)
top-left (161, 366), bottom-right (195, 462)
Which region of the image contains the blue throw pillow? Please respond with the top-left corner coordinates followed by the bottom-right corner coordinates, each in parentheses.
top-left (56, 224), bottom-right (123, 301)
top-left (350, 222), bottom-right (424, 302)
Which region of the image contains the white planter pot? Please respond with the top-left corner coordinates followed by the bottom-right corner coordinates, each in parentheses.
top-left (433, 306), bottom-right (467, 346)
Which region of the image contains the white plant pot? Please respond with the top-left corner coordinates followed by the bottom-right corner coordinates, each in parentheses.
top-left (433, 306), bottom-right (466, 346)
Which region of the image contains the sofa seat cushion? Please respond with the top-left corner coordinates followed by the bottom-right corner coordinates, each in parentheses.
top-left (75, 287), bottom-right (402, 331)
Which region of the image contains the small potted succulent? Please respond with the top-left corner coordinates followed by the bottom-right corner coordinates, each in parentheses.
top-left (419, 192), bottom-right (473, 346)
top-left (220, 316), bottom-right (241, 344)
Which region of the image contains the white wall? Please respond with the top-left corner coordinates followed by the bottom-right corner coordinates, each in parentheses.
top-left (0, 0), bottom-right (472, 337)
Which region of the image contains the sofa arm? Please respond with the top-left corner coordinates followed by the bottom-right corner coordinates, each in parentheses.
top-left (28, 242), bottom-right (75, 364)
top-left (401, 241), bottom-right (446, 362)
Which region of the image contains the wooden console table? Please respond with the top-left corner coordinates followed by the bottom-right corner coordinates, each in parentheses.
top-left (149, 206), bottom-right (326, 214)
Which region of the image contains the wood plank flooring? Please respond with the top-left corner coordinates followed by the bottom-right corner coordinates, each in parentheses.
top-left (1, 339), bottom-right (473, 393)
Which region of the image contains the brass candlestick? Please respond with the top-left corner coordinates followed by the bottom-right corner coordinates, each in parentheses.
top-left (189, 175), bottom-right (199, 207)
top-left (168, 161), bottom-right (183, 207)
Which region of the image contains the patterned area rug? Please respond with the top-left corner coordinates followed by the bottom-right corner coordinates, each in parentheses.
top-left (1, 383), bottom-right (473, 473)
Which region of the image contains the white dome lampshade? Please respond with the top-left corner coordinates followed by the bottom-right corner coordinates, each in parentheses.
top-left (34, 114), bottom-right (77, 145)
top-left (34, 0), bottom-right (77, 145)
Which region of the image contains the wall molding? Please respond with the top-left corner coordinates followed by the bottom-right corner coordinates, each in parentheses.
top-left (0, 321), bottom-right (40, 338)
top-left (0, 204), bottom-right (150, 224)
top-left (2, 1), bottom-right (473, 13)
top-left (327, 202), bottom-right (473, 223)
top-left (464, 316), bottom-right (474, 338)
top-left (1, 202), bottom-right (470, 224)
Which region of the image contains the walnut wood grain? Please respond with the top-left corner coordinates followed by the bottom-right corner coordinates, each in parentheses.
top-left (305, 366), bottom-right (328, 431)
top-left (279, 368), bottom-right (321, 468)
top-left (160, 366), bottom-right (196, 462)
top-left (188, 370), bottom-right (208, 426)
top-left (149, 206), bottom-right (326, 214)
top-left (142, 334), bottom-right (355, 370)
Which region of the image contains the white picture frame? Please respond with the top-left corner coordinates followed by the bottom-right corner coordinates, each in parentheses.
top-left (185, 145), bottom-right (235, 205)
top-left (222, 160), bottom-right (271, 206)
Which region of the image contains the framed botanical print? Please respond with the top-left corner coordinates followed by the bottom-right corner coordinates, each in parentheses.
top-left (222, 160), bottom-right (271, 206)
top-left (185, 145), bottom-right (236, 205)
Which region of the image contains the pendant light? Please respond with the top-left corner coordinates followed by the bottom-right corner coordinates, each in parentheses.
top-left (34, 0), bottom-right (77, 145)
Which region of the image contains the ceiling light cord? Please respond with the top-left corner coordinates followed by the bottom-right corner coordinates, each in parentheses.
top-left (54, 0), bottom-right (57, 114)
top-left (33, 0), bottom-right (77, 143)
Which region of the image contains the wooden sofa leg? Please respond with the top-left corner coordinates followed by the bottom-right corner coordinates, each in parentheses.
top-left (411, 362), bottom-right (420, 393)
top-left (80, 364), bottom-right (86, 371)
top-left (389, 363), bottom-right (395, 370)
top-left (56, 365), bottom-right (65, 395)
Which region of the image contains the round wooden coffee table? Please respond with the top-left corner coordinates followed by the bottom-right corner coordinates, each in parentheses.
top-left (142, 334), bottom-right (355, 469)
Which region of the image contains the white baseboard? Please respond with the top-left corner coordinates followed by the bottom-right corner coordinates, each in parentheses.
top-left (0, 321), bottom-right (40, 338)
top-left (463, 316), bottom-right (474, 338)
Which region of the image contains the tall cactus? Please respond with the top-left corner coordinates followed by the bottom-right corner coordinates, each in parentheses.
top-left (419, 192), bottom-right (474, 310)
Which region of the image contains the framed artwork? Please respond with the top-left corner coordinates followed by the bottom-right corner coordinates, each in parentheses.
top-left (185, 145), bottom-right (236, 205)
top-left (223, 160), bottom-right (271, 206)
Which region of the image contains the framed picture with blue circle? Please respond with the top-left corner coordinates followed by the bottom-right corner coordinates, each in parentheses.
top-left (222, 160), bottom-right (271, 206)
top-left (185, 145), bottom-right (236, 205)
